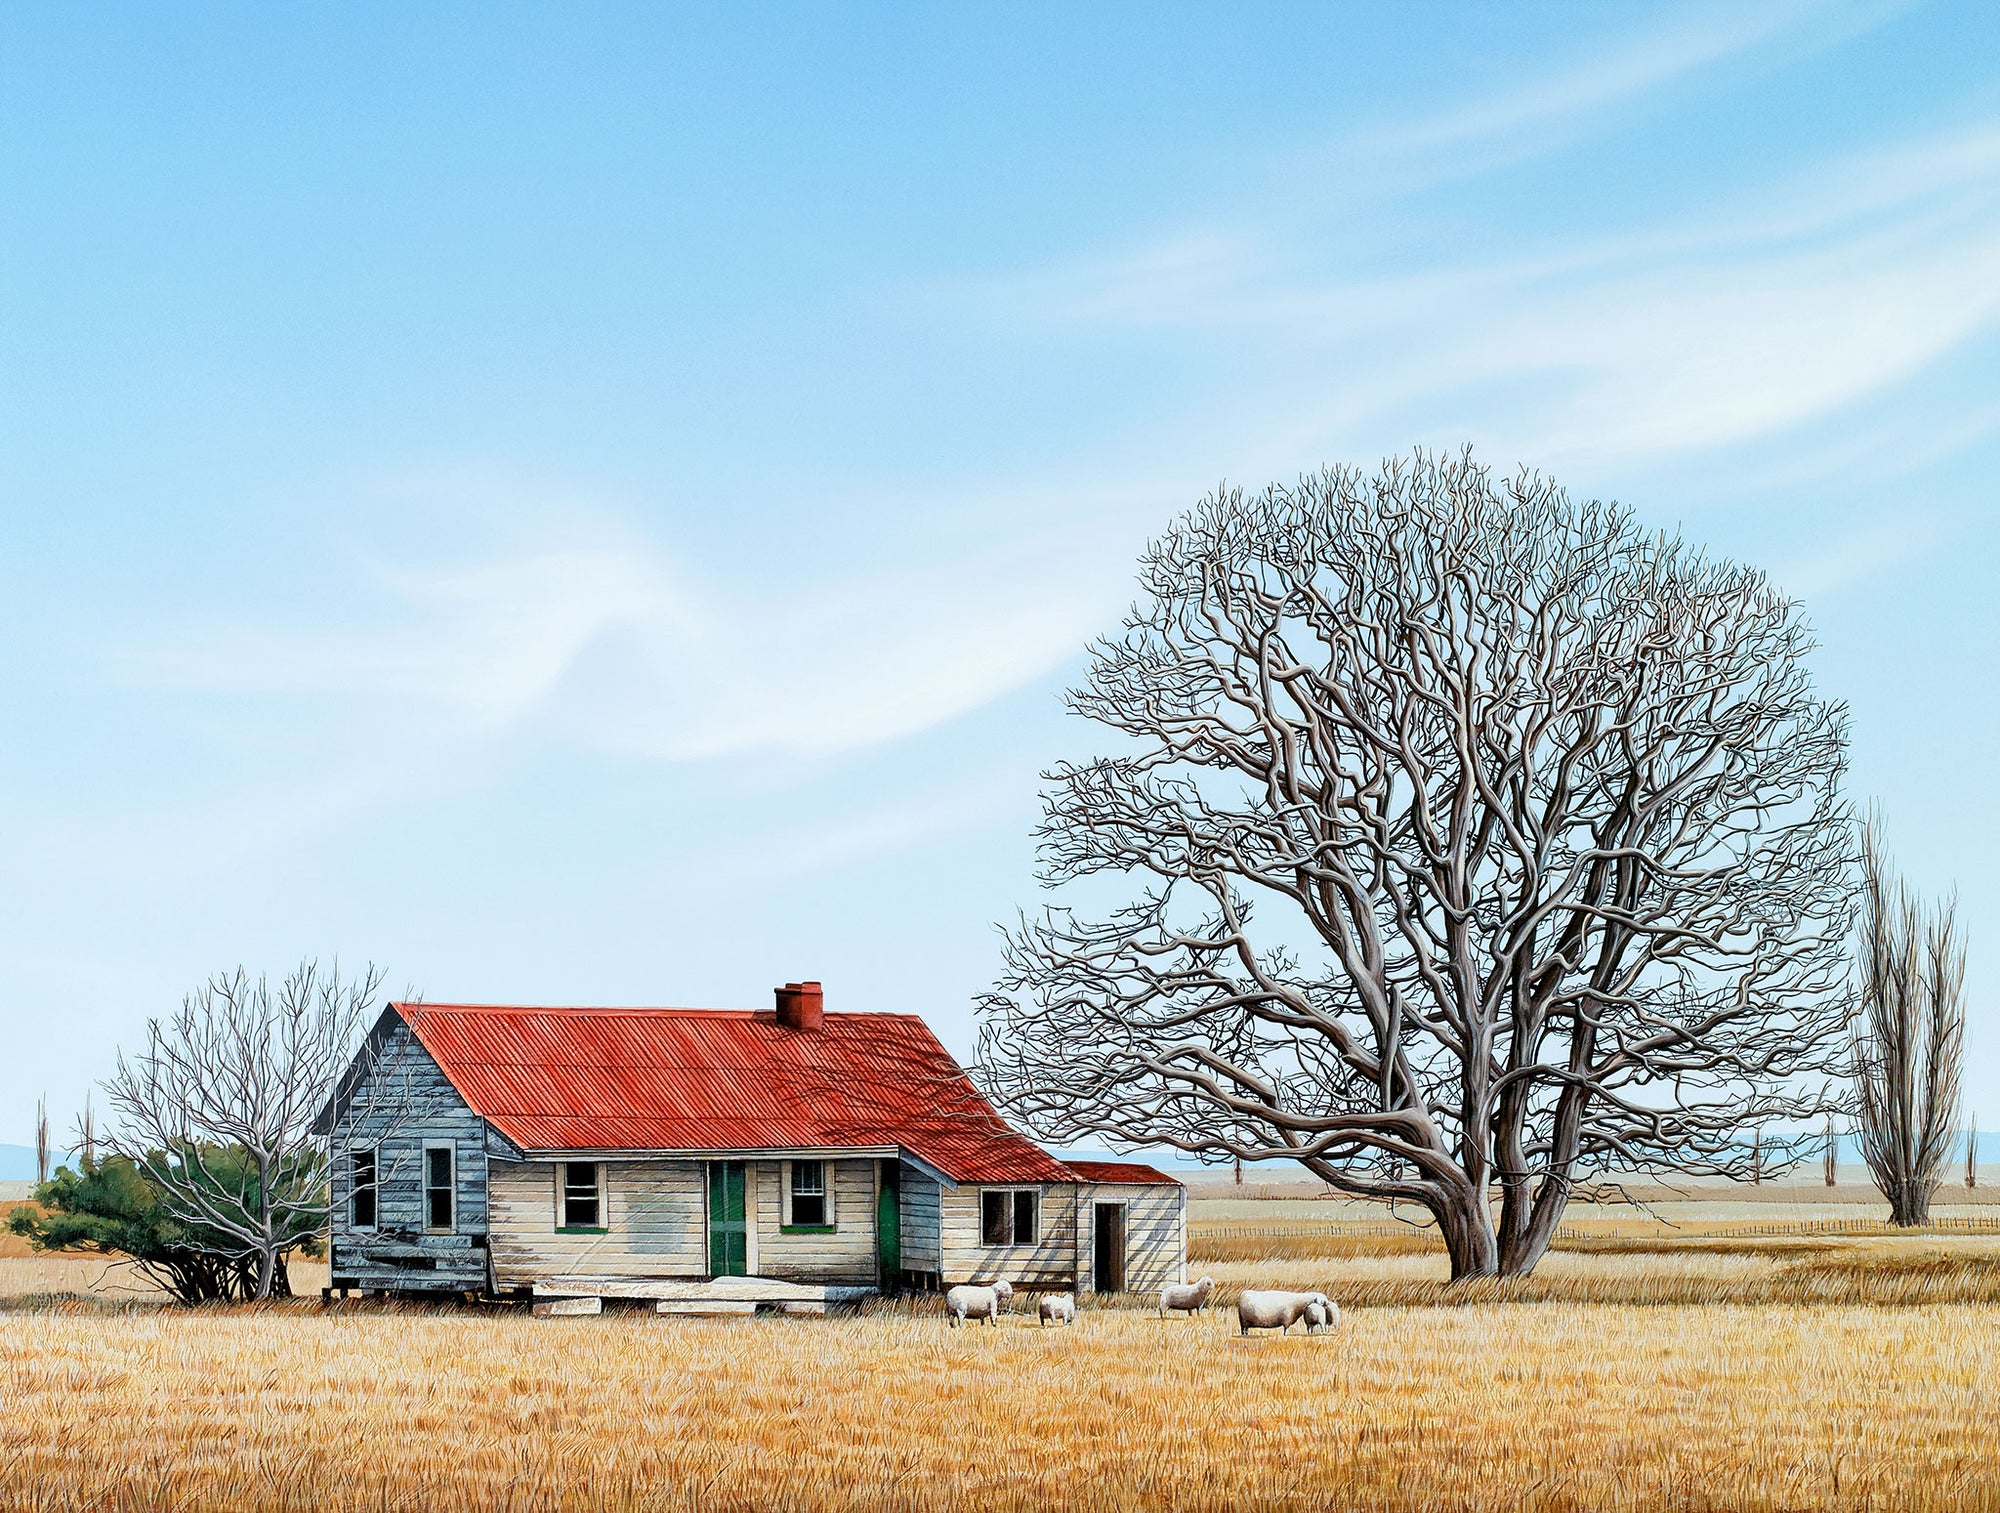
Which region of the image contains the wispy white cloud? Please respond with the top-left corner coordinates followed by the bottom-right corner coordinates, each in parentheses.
top-left (122, 520), bottom-right (1123, 765)
top-left (88, 0), bottom-right (1991, 865)
top-left (662, 765), bottom-right (1035, 897)
top-left (956, 33), bottom-right (2000, 472)
top-left (1335, 0), bottom-right (1873, 181)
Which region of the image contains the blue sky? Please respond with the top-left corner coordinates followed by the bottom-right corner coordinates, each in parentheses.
top-left (3, 0), bottom-right (1999, 1148)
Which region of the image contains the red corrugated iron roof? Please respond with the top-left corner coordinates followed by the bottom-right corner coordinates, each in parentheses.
top-left (394, 1002), bottom-right (1074, 1185)
top-left (1065, 1159), bottom-right (1183, 1187)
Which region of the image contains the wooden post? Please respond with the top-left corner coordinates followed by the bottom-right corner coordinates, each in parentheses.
top-left (1752, 1127), bottom-right (1762, 1185)
top-left (1234, 1157), bottom-right (1242, 1186)
top-left (1824, 1117), bottom-right (1836, 1187)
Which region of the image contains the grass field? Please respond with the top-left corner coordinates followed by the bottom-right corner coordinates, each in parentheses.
top-left (7, 1192), bottom-right (2000, 1511)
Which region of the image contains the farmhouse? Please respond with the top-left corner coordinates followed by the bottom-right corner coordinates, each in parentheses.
top-left (320, 982), bottom-right (1184, 1304)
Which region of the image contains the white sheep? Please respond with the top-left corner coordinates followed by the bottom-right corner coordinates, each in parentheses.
top-left (945, 1279), bottom-right (1015, 1327)
top-left (1157, 1275), bottom-right (1216, 1318)
top-left (1236, 1288), bottom-right (1338, 1336)
top-left (1037, 1293), bottom-right (1076, 1326)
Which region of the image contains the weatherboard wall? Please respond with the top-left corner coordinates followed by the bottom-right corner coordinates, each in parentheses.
top-left (327, 1018), bottom-right (491, 1292)
top-left (897, 1165), bottom-right (943, 1273)
top-left (939, 1182), bottom-right (1080, 1289)
top-left (1077, 1180), bottom-right (1185, 1297)
top-left (488, 1158), bottom-right (708, 1286)
top-left (747, 1158), bottom-right (880, 1285)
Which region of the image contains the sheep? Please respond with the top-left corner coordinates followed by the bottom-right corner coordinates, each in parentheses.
top-left (1236, 1289), bottom-right (1338, 1336)
top-left (945, 1279), bottom-right (1015, 1327)
top-left (1038, 1293), bottom-right (1077, 1326)
top-left (1157, 1275), bottom-right (1216, 1319)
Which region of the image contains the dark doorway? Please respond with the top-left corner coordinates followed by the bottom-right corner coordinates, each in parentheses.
top-left (1093, 1202), bottom-right (1126, 1294)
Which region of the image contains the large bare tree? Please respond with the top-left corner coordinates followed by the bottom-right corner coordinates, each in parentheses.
top-left (101, 960), bottom-right (385, 1300)
top-left (1852, 816), bottom-right (1966, 1227)
top-left (977, 452), bottom-right (1854, 1279)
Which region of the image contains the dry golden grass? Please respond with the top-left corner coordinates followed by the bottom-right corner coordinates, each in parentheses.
top-left (6, 1288), bottom-right (2000, 1511)
top-left (8, 1230), bottom-right (2000, 1510)
top-left (1197, 1240), bottom-right (2000, 1307)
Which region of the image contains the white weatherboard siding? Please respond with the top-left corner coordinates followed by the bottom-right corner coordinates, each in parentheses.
top-left (939, 1182), bottom-right (1080, 1288)
top-left (1077, 1182), bottom-right (1185, 1296)
top-left (749, 1158), bottom-right (880, 1285)
top-left (897, 1166), bottom-right (943, 1272)
top-left (488, 1158), bottom-right (706, 1286)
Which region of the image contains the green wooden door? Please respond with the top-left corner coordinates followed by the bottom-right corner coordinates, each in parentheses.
top-left (708, 1161), bottom-right (749, 1277)
top-left (876, 1161), bottom-right (901, 1287)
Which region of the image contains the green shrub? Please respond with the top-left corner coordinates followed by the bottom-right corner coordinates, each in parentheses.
top-left (9, 1150), bottom-right (319, 1303)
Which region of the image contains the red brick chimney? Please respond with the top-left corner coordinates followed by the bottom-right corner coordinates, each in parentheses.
top-left (775, 980), bottom-right (824, 1031)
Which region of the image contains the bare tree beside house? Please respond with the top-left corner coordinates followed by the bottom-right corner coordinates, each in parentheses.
top-left (978, 451), bottom-right (1854, 1280)
top-left (1852, 816), bottom-right (1966, 1227)
top-left (100, 960), bottom-right (389, 1300)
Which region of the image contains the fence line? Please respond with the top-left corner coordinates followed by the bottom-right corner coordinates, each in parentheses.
top-left (1195, 1215), bottom-right (2000, 1242)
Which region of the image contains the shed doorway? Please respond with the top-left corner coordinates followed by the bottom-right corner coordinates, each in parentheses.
top-left (1092, 1202), bottom-right (1126, 1294)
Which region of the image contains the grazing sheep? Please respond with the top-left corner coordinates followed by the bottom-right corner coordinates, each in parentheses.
top-left (1303, 1296), bottom-right (1340, 1332)
top-left (1236, 1289), bottom-right (1338, 1336)
top-left (945, 1279), bottom-right (1015, 1327)
top-left (1038, 1293), bottom-right (1077, 1326)
top-left (1157, 1276), bottom-right (1216, 1318)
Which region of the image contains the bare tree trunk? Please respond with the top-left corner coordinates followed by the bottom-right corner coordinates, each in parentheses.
top-left (1434, 1194), bottom-right (1499, 1281)
top-left (1968, 1115), bottom-right (1978, 1190)
top-left (1825, 1118), bottom-right (1837, 1187)
top-left (253, 1151), bottom-right (276, 1301)
top-left (34, 1097), bottom-right (48, 1185)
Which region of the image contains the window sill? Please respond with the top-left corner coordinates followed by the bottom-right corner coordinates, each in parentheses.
top-left (555, 1226), bottom-right (609, 1235)
top-left (780, 1224), bottom-right (837, 1234)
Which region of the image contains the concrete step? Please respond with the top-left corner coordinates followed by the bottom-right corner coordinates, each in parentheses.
top-left (532, 1297), bottom-right (602, 1318)
top-left (655, 1300), bottom-right (758, 1316)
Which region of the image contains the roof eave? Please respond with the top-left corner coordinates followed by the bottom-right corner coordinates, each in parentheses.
top-left (487, 1142), bottom-right (904, 1163)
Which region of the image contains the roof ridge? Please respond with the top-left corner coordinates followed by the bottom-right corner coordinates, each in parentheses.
top-left (393, 1002), bottom-right (926, 1018)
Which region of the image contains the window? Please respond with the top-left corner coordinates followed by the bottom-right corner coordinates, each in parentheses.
top-left (349, 1147), bottom-right (377, 1230)
top-left (981, 1188), bottom-right (1038, 1246)
top-left (562, 1162), bottom-right (602, 1230)
top-left (787, 1160), bottom-right (828, 1228)
top-left (425, 1145), bottom-right (454, 1231)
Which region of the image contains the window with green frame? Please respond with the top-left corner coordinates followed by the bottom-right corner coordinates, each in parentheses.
top-left (786, 1160), bottom-right (831, 1229)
